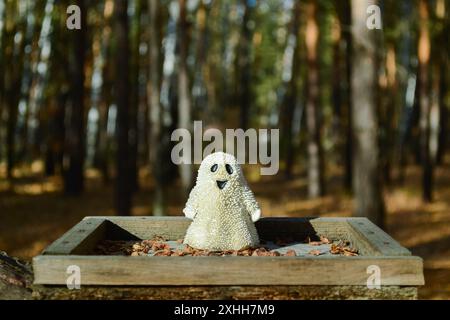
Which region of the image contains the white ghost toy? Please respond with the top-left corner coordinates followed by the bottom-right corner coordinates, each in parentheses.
top-left (183, 152), bottom-right (261, 251)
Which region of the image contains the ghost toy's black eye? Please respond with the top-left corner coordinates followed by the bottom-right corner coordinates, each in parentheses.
top-left (225, 164), bottom-right (233, 175)
top-left (211, 164), bottom-right (218, 172)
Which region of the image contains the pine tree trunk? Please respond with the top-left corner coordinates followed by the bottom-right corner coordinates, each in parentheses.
top-left (382, 44), bottom-right (397, 185)
top-left (397, 0), bottom-right (415, 184)
top-left (305, 0), bottom-right (324, 198)
top-left (148, 0), bottom-right (165, 216)
top-left (238, 0), bottom-right (252, 130)
top-left (129, 0), bottom-right (141, 193)
top-left (331, 13), bottom-right (342, 158)
top-left (351, 0), bottom-right (385, 227)
top-left (280, 0), bottom-right (300, 179)
top-left (4, 2), bottom-right (25, 181)
top-left (418, 0), bottom-right (433, 202)
top-left (429, 63), bottom-right (440, 166)
top-left (64, 0), bottom-right (87, 195)
top-left (341, 0), bottom-right (353, 191)
top-left (177, 0), bottom-right (193, 198)
top-left (114, 0), bottom-right (132, 215)
top-left (436, 0), bottom-right (448, 165)
top-left (0, 1), bottom-right (4, 164)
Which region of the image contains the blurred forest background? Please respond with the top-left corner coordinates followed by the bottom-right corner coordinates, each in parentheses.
top-left (0, 0), bottom-right (449, 299)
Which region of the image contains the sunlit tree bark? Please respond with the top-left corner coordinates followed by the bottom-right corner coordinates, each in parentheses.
top-left (351, 0), bottom-right (385, 227)
top-left (436, 0), bottom-right (448, 165)
top-left (148, 0), bottom-right (165, 215)
top-left (338, 0), bottom-right (353, 191)
top-left (237, 0), bottom-right (253, 130)
top-left (418, 0), bottom-right (433, 202)
top-left (128, 0), bottom-right (141, 193)
top-left (305, 0), bottom-right (324, 198)
top-left (177, 0), bottom-right (193, 198)
top-left (279, 0), bottom-right (300, 179)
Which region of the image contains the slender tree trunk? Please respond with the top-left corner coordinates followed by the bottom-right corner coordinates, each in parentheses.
top-left (280, 0), bottom-right (301, 179)
top-left (341, 0), bottom-right (353, 191)
top-left (381, 44), bottom-right (397, 185)
top-left (177, 0), bottom-right (193, 198)
top-left (27, 0), bottom-right (54, 162)
top-left (331, 14), bottom-right (342, 154)
top-left (97, 102), bottom-right (110, 185)
top-left (5, 77), bottom-right (19, 181)
top-left (0, 0), bottom-right (4, 164)
top-left (193, 0), bottom-right (207, 115)
top-left (427, 3), bottom-right (444, 168)
top-left (397, 0), bottom-right (415, 184)
top-left (238, 0), bottom-right (252, 130)
top-left (418, 0), bottom-right (433, 202)
top-left (15, 1), bottom-right (36, 166)
top-left (351, 0), bottom-right (385, 227)
top-left (45, 100), bottom-right (57, 176)
top-left (436, 0), bottom-right (448, 165)
top-left (95, 1), bottom-right (114, 185)
top-left (5, 43), bottom-right (20, 181)
top-left (148, 0), bottom-right (165, 215)
top-left (305, 0), bottom-right (324, 198)
top-left (64, 0), bottom-right (86, 195)
top-left (129, 0), bottom-right (141, 193)
top-left (429, 63), bottom-right (440, 166)
top-left (114, 0), bottom-right (131, 215)
top-left (4, 1), bottom-right (28, 181)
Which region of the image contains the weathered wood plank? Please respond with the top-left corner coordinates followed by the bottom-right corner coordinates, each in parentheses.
top-left (43, 217), bottom-right (107, 255)
top-left (87, 216), bottom-right (356, 243)
top-left (31, 284), bottom-right (418, 300)
top-left (98, 216), bottom-right (191, 240)
top-left (346, 218), bottom-right (411, 256)
top-left (33, 255), bottom-right (424, 286)
top-left (38, 216), bottom-right (415, 256)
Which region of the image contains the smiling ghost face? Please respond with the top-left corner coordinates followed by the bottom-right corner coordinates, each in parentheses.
top-left (198, 152), bottom-right (240, 191)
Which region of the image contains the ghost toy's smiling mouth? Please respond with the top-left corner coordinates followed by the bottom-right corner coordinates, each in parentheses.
top-left (216, 180), bottom-right (228, 190)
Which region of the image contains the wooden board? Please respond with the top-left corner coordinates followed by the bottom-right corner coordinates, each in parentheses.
top-left (33, 255), bottom-right (423, 286)
top-left (32, 284), bottom-right (419, 300)
top-left (32, 217), bottom-right (424, 287)
top-left (42, 217), bottom-right (107, 255)
top-left (346, 218), bottom-right (411, 256)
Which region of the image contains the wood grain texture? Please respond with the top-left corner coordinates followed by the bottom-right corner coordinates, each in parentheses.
top-left (34, 216), bottom-right (424, 290)
top-left (69, 216), bottom-right (357, 243)
top-left (31, 284), bottom-right (418, 300)
top-left (346, 218), bottom-right (411, 256)
top-left (43, 217), bottom-right (106, 255)
top-left (96, 216), bottom-right (191, 240)
top-left (33, 255), bottom-right (424, 286)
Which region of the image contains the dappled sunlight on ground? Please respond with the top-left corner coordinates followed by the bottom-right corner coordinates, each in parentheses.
top-left (1, 160), bottom-right (449, 299)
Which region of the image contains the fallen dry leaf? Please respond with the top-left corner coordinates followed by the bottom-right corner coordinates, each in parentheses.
top-left (308, 250), bottom-right (322, 256)
top-left (285, 249), bottom-right (297, 256)
top-left (320, 236), bottom-right (330, 244)
top-left (96, 236), bottom-right (357, 258)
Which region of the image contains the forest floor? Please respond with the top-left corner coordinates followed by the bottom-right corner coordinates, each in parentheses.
top-left (1, 158), bottom-right (450, 299)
